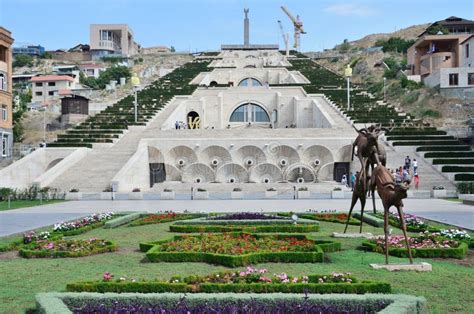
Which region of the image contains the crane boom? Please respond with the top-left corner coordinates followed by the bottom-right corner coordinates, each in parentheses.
top-left (281, 6), bottom-right (297, 24)
top-left (278, 20), bottom-right (289, 57)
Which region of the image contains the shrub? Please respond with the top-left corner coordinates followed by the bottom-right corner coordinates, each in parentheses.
top-left (455, 173), bottom-right (474, 181)
top-left (352, 213), bottom-right (384, 228)
top-left (169, 224), bottom-right (319, 233)
top-left (457, 182), bottom-right (474, 194)
top-left (129, 213), bottom-right (202, 226)
top-left (132, 188), bottom-right (141, 192)
top-left (104, 212), bottom-right (145, 228)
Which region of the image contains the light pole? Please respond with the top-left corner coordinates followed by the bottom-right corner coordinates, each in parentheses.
top-left (383, 77), bottom-right (387, 102)
top-left (131, 74), bottom-right (140, 123)
top-left (344, 65), bottom-right (352, 111)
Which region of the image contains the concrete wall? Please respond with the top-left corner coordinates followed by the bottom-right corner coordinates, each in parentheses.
top-left (0, 148), bottom-right (81, 188)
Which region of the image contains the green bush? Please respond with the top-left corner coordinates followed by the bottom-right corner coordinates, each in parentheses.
top-left (375, 37), bottom-right (415, 53)
top-left (417, 146), bottom-right (470, 152)
top-left (352, 213), bottom-right (384, 228)
top-left (425, 152), bottom-right (474, 158)
top-left (433, 159), bottom-right (474, 165)
top-left (361, 240), bottom-right (468, 259)
top-left (457, 182), bottom-right (474, 194)
top-left (455, 174), bottom-right (474, 181)
top-left (129, 214), bottom-right (204, 227)
top-left (66, 280), bottom-right (391, 294)
top-left (442, 166), bottom-right (474, 173)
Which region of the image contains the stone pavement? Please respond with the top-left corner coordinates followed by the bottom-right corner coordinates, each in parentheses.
top-left (0, 199), bottom-right (472, 237)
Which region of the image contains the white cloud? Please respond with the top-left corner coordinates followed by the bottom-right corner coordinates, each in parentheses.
top-left (324, 3), bottom-right (378, 17)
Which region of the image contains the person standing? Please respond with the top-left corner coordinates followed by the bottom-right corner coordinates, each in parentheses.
top-left (351, 172), bottom-right (356, 191)
top-left (175, 121), bottom-right (179, 130)
top-left (414, 172), bottom-right (420, 189)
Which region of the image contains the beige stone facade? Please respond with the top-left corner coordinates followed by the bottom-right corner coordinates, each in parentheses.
top-left (89, 24), bottom-right (139, 59)
top-left (0, 27), bottom-right (13, 159)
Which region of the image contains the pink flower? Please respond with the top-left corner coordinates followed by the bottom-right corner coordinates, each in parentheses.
top-left (292, 277), bottom-right (298, 283)
top-left (46, 242), bottom-right (54, 250)
top-left (103, 272), bottom-right (113, 282)
top-left (239, 271), bottom-right (246, 277)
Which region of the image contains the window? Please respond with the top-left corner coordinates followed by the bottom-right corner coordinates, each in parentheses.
top-left (230, 103), bottom-right (270, 123)
top-left (48, 82), bottom-right (56, 86)
top-left (0, 45), bottom-right (6, 62)
top-left (2, 134), bottom-right (8, 157)
top-left (48, 91), bottom-right (55, 96)
top-left (449, 73), bottom-right (459, 86)
top-left (466, 44), bottom-right (470, 59)
top-left (0, 73), bottom-right (5, 91)
top-left (468, 73), bottom-right (474, 85)
top-left (238, 78), bottom-right (262, 87)
top-left (1, 105), bottom-right (7, 121)
top-left (35, 82), bottom-right (43, 87)
top-left (35, 91), bottom-right (43, 96)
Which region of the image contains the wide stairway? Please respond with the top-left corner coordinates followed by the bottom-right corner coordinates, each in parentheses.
top-left (292, 57), bottom-right (471, 190)
top-left (47, 61), bottom-right (210, 192)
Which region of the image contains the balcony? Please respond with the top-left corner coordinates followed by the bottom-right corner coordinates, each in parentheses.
top-left (98, 40), bottom-right (121, 52)
top-left (420, 52), bottom-right (455, 76)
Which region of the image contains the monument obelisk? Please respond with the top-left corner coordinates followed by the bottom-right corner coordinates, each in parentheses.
top-left (244, 8), bottom-right (249, 45)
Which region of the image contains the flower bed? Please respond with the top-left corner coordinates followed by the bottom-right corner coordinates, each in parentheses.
top-left (141, 233), bottom-right (340, 267)
top-left (52, 212), bottom-right (115, 236)
top-left (281, 211), bottom-right (360, 225)
top-left (66, 267), bottom-right (391, 294)
top-left (128, 212), bottom-right (203, 226)
top-left (361, 233), bottom-right (468, 259)
top-left (209, 212), bottom-right (285, 220)
top-left (169, 224), bottom-right (318, 233)
top-left (36, 292), bottom-right (427, 314)
top-left (19, 238), bottom-right (117, 258)
top-left (374, 211), bottom-right (438, 233)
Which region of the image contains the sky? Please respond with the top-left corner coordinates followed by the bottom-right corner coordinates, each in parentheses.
top-left (0, 0), bottom-right (473, 52)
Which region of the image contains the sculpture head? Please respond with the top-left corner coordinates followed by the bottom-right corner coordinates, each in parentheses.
top-left (395, 180), bottom-right (410, 200)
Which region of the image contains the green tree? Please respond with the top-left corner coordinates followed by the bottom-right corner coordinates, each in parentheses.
top-left (426, 24), bottom-right (449, 35)
top-left (374, 37), bottom-right (415, 53)
top-left (40, 51), bottom-right (53, 59)
top-left (80, 66), bottom-right (132, 90)
top-left (13, 54), bottom-right (33, 68)
top-left (170, 46), bottom-right (176, 52)
top-left (338, 39), bottom-right (351, 53)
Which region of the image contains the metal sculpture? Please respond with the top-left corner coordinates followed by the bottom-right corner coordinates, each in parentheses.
top-left (370, 165), bottom-right (413, 264)
top-left (343, 172), bottom-right (370, 234)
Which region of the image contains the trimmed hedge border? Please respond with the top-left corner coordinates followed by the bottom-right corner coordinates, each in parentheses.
top-left (433, 158), bottom-right (474, 165)
top-left (35, 292), bottom-right (428, 314)
top-left (286, 213), bottom-right (361, 225)
top-left (104, 212), bottom-right (147, 229)
top-left (352, 213), bottom-right (384, 228)
top-left (129, 214), bottom-right (205, 227)
top-left (66, 280), bottom-right (391, 294)
top-left (19, 240), bottom-right (117, 258)
top-left (361, 240), bottom-right (468, 259)
top-left (169, 224), bottom-right (319, 233)
top-left (173, 217), bottom-right (318, 226)
top-left (140, 233), bottom-right (340, 267)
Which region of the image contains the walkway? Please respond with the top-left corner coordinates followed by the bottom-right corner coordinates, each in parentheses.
top-left (0, 199), bottom-right (472, 237)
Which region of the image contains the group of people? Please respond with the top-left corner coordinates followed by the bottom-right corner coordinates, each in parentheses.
top-left (341, 155), bottom-right (421, 190)
top-left (174, 121), bottom-right (188, 129)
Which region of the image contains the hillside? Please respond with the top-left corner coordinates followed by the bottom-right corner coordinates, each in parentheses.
top-left (305, 23), bottom-right (473, 130)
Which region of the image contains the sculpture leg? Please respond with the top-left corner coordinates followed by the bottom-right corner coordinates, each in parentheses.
top-left (396, 205), bottom-right (414, 264)
top-left (384, 206), bottom-right (389, 265)
top-left (371, 185), bottom-right (377, 214)
top-left (344, 194), bottom-right (358, 233)
top-left (359, 194), bottom-right (366, 233)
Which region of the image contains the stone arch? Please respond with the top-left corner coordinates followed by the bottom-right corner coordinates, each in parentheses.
top-left (249, 163), bottom-right (283, 183)
top-left (235, 145), bottom-right (267, 167)
top-left (335, 144), bottom-right (353, 162)
top-left (229, 101), bottom-right (270, 123)
top-left (302, 145), bottom-right (334, 168)
top-left (201, 145), bottom-right (232, 168)
top-left (237, 77), bottom-right (262, 87)
top-left (266, 144), bottom-right (300, 168)
top-left (182, 163), bottom-right (215, 183)
top-left (163, 164), bottom-right (182, 182)
top-left (284, 164), bottom-right (317, 183)
top-left (148, 146), bottom-right (165, 163)
top-left (215, 163), bottom-right (249, 183)
top-left (167, 145), bottom-right (198, 168)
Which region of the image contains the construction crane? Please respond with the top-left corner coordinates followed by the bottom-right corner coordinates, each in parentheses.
top-left (280, 6), bottom-right (306, 51)
top-left (278, 20), bottom-right (290, 57)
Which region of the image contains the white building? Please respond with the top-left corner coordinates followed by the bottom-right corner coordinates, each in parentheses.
top-left (30, 75), bottom-right (75, 105)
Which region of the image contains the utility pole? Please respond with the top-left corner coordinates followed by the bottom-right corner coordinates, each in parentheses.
top-left (345, 65), bottom-right (352, 111)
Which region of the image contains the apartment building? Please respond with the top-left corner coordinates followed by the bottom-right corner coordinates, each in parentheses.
top-left (30, 75), bottom-right (75, 105)
top-left (0, 27), bottom-right (13, 160)
top-left (407, 16), bottom-right (474, 98)
top-left (89, 24), bottom-right (139, 59)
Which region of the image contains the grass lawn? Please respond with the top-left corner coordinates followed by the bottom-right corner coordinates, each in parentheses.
top-left (0, 199), bottom-right (65, 211)
top-left (0, 215), bottom-right (472, 313)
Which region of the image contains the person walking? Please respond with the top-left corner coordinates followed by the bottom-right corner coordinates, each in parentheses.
top-left (351, 172), bottom-right (356, 191)
top-left (404, 155), bottom-right (411, 171)
top-left (175, 121), bottom-right (179, 129)
top-left (341, 174), bottom-right (347, 187)
top-left (413, 159), bottom-right (418, 174)
top-left (414, 172), bottom-right (420, 189)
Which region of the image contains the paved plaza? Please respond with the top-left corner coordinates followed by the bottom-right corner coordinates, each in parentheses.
top-left (0, 198), bottom-right (472, 237)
